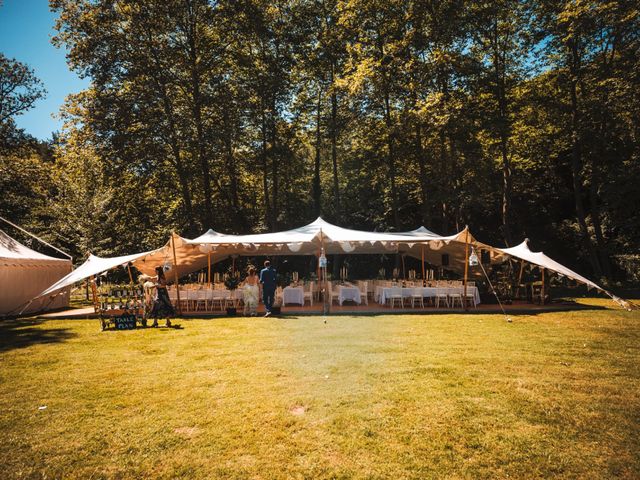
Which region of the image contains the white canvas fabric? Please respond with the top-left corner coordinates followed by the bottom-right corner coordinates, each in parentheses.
top-left (497, 240), bottom-right (602, 290)
top-left (37, 250), bottom-right (154, 298)
top-left (183, 217), bottom-right (458, 256)
top-left (0, 230), bottom-right (72, 315)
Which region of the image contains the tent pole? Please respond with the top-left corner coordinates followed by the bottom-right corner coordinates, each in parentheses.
top-left (320, 228), bottom-right (328, 315)
top-left (127, 263), bottom-right (134, 285)
top-left (421, 245), bottom-right (425, 285)
top-left (541, 267), bottom-right (545, 305)
top-left (171, 232), bottom-right (182, 315)
top-left (514, 260), bottom-right (525, 300)
top-left (126, 262), bottom-right (139, 305)
top-left (463, 227), bottom-right (469, 312)
top-left (208, 250), bottom-right (211, 288)
top-left (401, 253), bottom-right (406, 281)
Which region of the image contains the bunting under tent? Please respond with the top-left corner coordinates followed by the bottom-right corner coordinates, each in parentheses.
top-left (31, 217), bottom-right (631, 313)
top-left (0, 229), bottom-right (72, 316)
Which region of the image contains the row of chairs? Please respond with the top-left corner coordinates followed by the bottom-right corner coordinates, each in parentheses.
top-left (167, 288), bottom-right (240, 312)
top-left (385, 287), bottom-right (477, 309)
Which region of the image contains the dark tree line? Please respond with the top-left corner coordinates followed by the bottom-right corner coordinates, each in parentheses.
top-left (1, 0), bottom-right (639, 284)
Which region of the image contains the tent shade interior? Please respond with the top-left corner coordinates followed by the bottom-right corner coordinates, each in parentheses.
top-left (0, 229), bottom-right (72, 316)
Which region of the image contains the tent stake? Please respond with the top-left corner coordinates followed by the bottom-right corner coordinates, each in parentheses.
top-left (171, 232), bottom-right (182, 315)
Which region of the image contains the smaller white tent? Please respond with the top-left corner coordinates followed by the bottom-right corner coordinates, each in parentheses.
top-left (0, 229), bottom-right (72, 316)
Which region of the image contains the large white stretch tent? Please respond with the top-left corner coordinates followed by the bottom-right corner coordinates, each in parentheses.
top-left (33, 217), bottom-right (628, 309)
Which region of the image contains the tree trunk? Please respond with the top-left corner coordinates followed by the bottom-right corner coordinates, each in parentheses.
top-left (415, 118), bottom-right (431, 228)
top-left (187, 10), bottom-right (214, 227)
top-left (589, 169), bottom-right (612, 279)
top-left (493, 20), bottom-right (513, 246)
top-left (222, 106), bottom-right (247, 232)
top-left (439, 130), bottom-right (449, 235)
top-left (313, 87), bottom-right (322, 217)
top-left (568, 40), bottom-right (602, 277)
top-left (330, 61), bottom-right (340, 216)
top-left (384, 90), bottom-right (400, 230)
top-left (161, 92), bottom-right (196, 235)
top-left (261, 110), bottom-right (271, 229)
top-left (148, 60), bottom-right (196, 233)
top-left (270, 99), bottom-right (279, 230)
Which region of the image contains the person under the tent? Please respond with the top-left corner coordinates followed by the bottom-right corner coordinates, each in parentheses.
top-left (150, 266), bottom-right (175, 327)
top-left (243, 266), bottom-right (260, 316)
top-left (259, 260), bottom-right (277, 317)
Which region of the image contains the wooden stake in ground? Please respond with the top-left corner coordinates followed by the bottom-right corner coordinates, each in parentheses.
top-left (171, 232), bottom-right (182, 315)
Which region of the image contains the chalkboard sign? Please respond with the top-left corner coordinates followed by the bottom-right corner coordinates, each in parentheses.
top-left (114, 314), bottom-right (137, 330)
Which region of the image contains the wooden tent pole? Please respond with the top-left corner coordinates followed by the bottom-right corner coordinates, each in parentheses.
top-left (90, 275), bottom-right (99, 308)
top-left (541, 267), bottom-right (545, 305)
top-left (320, 228), bottom-right (328, 314)
top-left (208, 250), bottom-right (212, 288)
top-left (463, 228), bottom-right (470, 311)
top-left (126, 262), bottom-right (139, 305)
top-left (515, 259), bottom-right (525, 300)
top-left (171, 232), bottom-right (182, 315)
top-left (126, 263), bottom-right (134, 285)
top-left (421, 245), bottom-right (425, 284)
top-left (401, 253), bottom-right (406, 280)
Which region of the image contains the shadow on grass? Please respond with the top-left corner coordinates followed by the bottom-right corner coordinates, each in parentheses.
top-left (0, 319), bottom-right (77, 353)
top-left (278, 302), bottom-right (609, 320)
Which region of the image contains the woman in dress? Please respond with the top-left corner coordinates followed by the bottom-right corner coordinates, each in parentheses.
top-left (243, 266), bottom-right (260, 316)
top-left (150, 266), bottom-right (175, 327)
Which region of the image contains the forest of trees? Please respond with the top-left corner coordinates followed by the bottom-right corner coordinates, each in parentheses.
top-left (1, 0), bottom-right (639, 285)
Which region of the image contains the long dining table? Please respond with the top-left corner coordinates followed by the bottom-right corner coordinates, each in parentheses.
top-left (376, 285), bottom-right (481, 305)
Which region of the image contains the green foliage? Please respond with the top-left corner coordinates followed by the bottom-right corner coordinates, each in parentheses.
top-left (2, 0), bottom-right (639, 282)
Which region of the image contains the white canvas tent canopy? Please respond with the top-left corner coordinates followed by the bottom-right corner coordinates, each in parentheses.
top-left (0, 229), bottom-right (72, 316)
top-left (32, 217), bottom-right (630, 310)
top-left (38, 250), bottom-right (156, 299)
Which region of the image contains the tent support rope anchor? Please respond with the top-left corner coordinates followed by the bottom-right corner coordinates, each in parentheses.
top-left (478, 259), bottom-right (512, 323)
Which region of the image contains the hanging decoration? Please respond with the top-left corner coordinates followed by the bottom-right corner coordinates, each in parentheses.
top-left (469, 247), bottom-right (479, 266)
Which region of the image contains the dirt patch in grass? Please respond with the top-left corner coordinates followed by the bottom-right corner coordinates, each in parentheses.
top-left (290, 405), bottom-right (306, 416)
top-left (174, 426), bottom-right (201, 438)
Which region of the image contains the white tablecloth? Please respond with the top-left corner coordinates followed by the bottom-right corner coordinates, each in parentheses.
top-left (210, 289), bottom-right (241, 300)
top-left (283, 286), bottom-right (304, 305)
top-left (378, 286), bottom-right (480, 305)
top-left (338, 286), bottom-right (361, 305)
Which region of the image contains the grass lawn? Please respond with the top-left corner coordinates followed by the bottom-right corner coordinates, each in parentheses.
top-left (1, 299), bottom-right (639, 479)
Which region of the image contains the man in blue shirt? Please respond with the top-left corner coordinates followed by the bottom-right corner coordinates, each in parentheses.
top-left (259, 260), bottom-right (277, 316)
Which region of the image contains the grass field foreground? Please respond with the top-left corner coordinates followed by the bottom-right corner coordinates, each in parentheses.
top-left (1, 300), bottom-right (639, 479)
